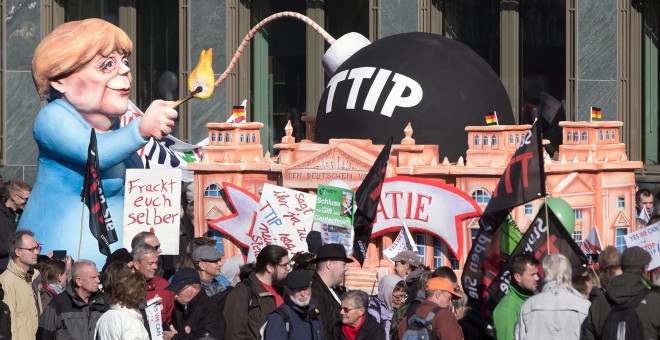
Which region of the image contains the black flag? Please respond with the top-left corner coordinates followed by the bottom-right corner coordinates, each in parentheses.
top-left (352, 136), bottom-right (393, 267)
top-left (485, 205), bottom-right (588, 310)
top-left (462, 121), bottom-right (546, 312)
top-left (81, 129), bottom-right (118, 256)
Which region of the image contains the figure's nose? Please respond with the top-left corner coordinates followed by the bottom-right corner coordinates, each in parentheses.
top-left (118, 61), bottom-right (131, 75)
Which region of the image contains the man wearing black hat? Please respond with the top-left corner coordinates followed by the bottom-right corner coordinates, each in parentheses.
top-left (310, 244), bottom-right (353, 340)
top-left (263, 269), bottom-right (323, 340)
top-left (162, 268), bottom-right (222, 340)
top-left (583, 246), bottom-right (660, 340)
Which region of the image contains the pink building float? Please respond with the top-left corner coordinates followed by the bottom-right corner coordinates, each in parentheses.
top-left (188, 120), bottom-right (642, 290)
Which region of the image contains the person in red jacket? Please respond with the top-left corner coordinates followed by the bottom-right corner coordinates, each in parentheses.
top-left (397, 277), bottom-right (463, 340)
top-left (132, 242), bottom-right (175, 323)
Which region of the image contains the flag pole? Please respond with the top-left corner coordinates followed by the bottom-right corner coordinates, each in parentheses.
top-left (78, 200), bottom-right (85, 261)
top-left (545, 198), bottom-right (550, 255)
top-left (494, 111), bottom-right (499, 126)
top-left (589, 106), bottom-right (593, 122)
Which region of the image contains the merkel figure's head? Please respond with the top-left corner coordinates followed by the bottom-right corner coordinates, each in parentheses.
top-left (32, 18), bottom-right (133, 120)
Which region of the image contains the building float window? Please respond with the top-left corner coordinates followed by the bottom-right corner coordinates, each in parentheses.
top-left (253, 133), bottom-right (257, 143)
top-left (573, 230), bottom-right (583, 247)
top-left (611, 131), bottom-right (615, 140)
top-left (616, 227), bottom-right (627, 252)
top-left (524, 204), bottom-right (533, 215)
top-left (492, 134), bottom-right (498, 146)
top-left (582, 132), bottom-right (588, 141)
top-left (204, 183), bottom-right (224, 198)
top-left (617, 196), bottom-right (625, 209)
top-left (567, 131), bottom-right (573, 142)
top-left (509, 134), bottom-right (515, 144)
top-left (212, 132), bottom-right (217, 142)
top-left (598, 131), bottom-right (603, 140)
top-left (472, 189), bottom-right (491, 204)
top-left (605, 131), bottom-right (610, 140)
top-left (573, 131), bottom-right (579, 142)
top-left (416, 232), bottom-right (426, 264)
top-left (433, 237), bottom-right (443, 269)
top-left (574, 209), bottom-right (583, 220)
top-left (225, 133), bottom-right (230, 143)
top-left (516, 134), bottom-right (521, 144)
top-left (240, 134), bottom-right (245, 143)
top-left (475, 135), bottom-right (481, 145)
top-left (484, 135), bottom-right (489, 146)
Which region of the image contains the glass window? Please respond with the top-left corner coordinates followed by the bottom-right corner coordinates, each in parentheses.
top-left (520, 0), bottom-right (565, 127)
top-left (240, 134), bottom-right (245, 143)
top-left (567, 131), bottom-right (573, 142)
top-left (472, 189), bottom-right (491, 204)
top-left (524, 204), bottom-right (533, 215)
top-left (605, 131), bottom-right (610, 140)
top-left (573, 131), bottom-right (579, 142)
top-left (470, 228), bottom-right (479, 241)
top-left (492, 134), bottom-right (498, 146)
top-left (582, 132), bottom-right (588, 141)
top-left (246, 134), bottom-right (251, 143)
top-left (475, 135), bottom-right (481, 146)
top-left (509, 134), bottom-right (515, 144)
top-left (433, 237), bottom-right (443, 269)
top-left (207, 229), bottom-right (225, 260)
top-left (225, 133), bottom-right (231, 143)
top-left (574, 209), bottom-right (583, 220)
top-left (618, 196), bottom-right (625, 209)
top-left (204, 184), bottom-right (224, 198)
top-left (212, 132), bottom-right (217, 142)
top-left (253, 133), bottom-right (257, 143)
top-left (416, 233), bottom-right (426, 264)
top-left (573, 230), bottom-right (583, 247)
top-left (611, 131), bottom-right (615, 140)
top-left (516, 134), bottom-right (521, 145)
top-left (598, 131), bottom-right (603, 140)
top-left (616, 227), bottom-right (628, 253)
top-left (484, 136), bottom-right (490, 146)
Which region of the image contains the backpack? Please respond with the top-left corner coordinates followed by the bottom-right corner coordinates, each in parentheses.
top-left (215, 278), bottom-right (260, 340)
top-left (258, 307), bottom-right (291, 340)
top-left (402, 306), bottom-right (441, 340)
top-left (601, 289), bottom-right (649, 340)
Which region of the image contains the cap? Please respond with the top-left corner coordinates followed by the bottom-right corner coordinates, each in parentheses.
top-left (102, 248), bottom-right (133, 272)
top-left (166, 268), bottom-right (201, 292)
top-left (390, 251), bottom-right (422, 267)
top-left (306, 231), bottom-right (323, 254)
top-left (284, 269), bottom-right (314, 290)
top-left (193, 245), bottom-right (222, 263)
top-left (425, 277), bottom-right (461, 299)
top-left (621, 246), bottom-right (652, 269)
top-left (310, 244), bottom-right (354, 263)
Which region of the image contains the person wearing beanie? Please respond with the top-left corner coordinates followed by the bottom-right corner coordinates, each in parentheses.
top-left (367, 274), bottom-right (406, 340)
top-left (263, 269), bottom-right (323, 340)
top-left (102, 248), bottom-right (133, 273)
top-left (584, 246), bottom-right (660, 340)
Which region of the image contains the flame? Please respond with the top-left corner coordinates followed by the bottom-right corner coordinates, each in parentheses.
top-left (188, 48), bottom-right (215, 99)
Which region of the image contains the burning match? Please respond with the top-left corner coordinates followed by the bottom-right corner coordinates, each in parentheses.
top-left (171, 86), bottom-right (203, 108)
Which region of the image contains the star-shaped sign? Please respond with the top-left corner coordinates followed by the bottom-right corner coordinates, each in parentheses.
top-left (208, 183), bottom-right (260, 248)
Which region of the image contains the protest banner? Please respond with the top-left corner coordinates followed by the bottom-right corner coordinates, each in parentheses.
top-left (624, 222), bottom-right (660, 270)
top-left (247, 184), bottom-right (317, 263)
top-left (314, 184), bottom-right (355, 227)
top-left (383, 221), bottom-right (417, 262)
top-left (145, 297), bottom-right (163, 340)
top-left (123, 169), bottom-right (181, 255)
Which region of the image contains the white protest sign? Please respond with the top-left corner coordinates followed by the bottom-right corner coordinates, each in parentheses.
top-left (383, 221), bottom-right (417, 262)
top-left (123, 169), bottom-right (181, 255)
top-left (145, 297), bottom-right (163, 340)
top-left (247, 184), bottom-right (316, 263)
top-left (624, 222), bottom-right (660, 270)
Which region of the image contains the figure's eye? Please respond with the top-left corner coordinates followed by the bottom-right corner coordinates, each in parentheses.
top-left (102, 59), bottom-right (115, 71)
top-left (122, 57), bottom-right (129, 67)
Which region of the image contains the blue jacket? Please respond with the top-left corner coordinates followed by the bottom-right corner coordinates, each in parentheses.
top-left (264, 296), bottom-right (323, 340)
top-left (19, 99), bottom-right (147, 265)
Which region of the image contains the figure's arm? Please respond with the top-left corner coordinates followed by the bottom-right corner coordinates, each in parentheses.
top-left (34, 105), bottom-right (147, 169)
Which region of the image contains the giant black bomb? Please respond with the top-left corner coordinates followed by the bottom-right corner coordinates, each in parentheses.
top-left (315, 32), bottom-right (514, 162)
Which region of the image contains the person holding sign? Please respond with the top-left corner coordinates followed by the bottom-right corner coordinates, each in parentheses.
top-left (21, 18), bottom-right (179, 265)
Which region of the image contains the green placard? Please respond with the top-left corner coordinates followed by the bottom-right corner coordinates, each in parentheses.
top-left (313, 184), bottom-right (355, 228)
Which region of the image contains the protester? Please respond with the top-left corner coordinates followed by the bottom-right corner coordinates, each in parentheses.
top-left (221, 255), bottom-right (245, 287)
top-left (584, 268), bottom-right (604, 301)
top-left (39, 259), bottom-right (67, 307)
top-left (367, 274), bottom-right (405, 340)
top-left (223, 244), bottom-right (291, 340)
top-left (163, 268), bottom-right (223, 340)
top-left (452, 290), bottom-right (468, 321)
top-left (598, 245), bottom-right (623, 291)
top-left (132, 231), bottom-right (165, 277)
top-left (94, 270), bottom-right (150, 339)
top-left (514, 254), bottom-right (590, 340)
top-left (263, 269), bottom-right (323, 340)
top-left (583, 246), bottom-right (660, 339)
top-left (459, 303), bottom-right (495, 340)
top-left (572, 275), bottom-right (593, 300)
top-left (102, 247), bottom-right (134, 273)
top-left (0, 283), bottom-right (11, 339)
top-left (0, 181), bottom-right (31, 272)
top-left (310, 244), bottom-right (353, 340)
top-left (492, 254), bottom-right (539, 340)
top-left (332, 290), bottom-right (384, 340)
top-left (38, 260), bottom-right (109, 340)
top-left (397, 277), bottom-right (463, 340)
top-left (390, 250), bottom-right (426, 303)
top-left (292, 251), bottom-right (317, 271)
top-left (192, 245), bottom-right (226, 296)
top-left (0, 230), bottom-right (42, 339)
top-left (132, 242), bottom-right (175, 323)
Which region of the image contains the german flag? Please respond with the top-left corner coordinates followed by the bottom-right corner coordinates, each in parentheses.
top-left (591, 107), bottom-right (602, 120)
top-left (485, 111), bottom-right (498, 125)
top-left (230, 105), bottom-right (246, 123)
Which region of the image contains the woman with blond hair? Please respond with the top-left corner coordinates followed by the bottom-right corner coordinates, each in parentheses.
top-left (20, 18), bottom-right (178, 265)
top-left (95, 270), bottom-right (150, 339)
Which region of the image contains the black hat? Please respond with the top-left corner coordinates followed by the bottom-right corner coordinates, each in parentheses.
top-left (310, 244), bottom-right (353, 264)
top-left (102, 248), bottom-right (133, 272)
top-left (285, 269), bottom-right (314, 290)
top-left (166, 268), bottom-right (201, 292)
top-left (621, 246), bottom-right (652, 269)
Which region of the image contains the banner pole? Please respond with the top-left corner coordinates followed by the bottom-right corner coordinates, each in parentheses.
top-left (545, 198), bottom-right (550, 255)
top-left (78, 200), bottom-right (85, 261)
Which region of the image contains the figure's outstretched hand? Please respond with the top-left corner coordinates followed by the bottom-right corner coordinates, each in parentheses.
top-left (139, 100), bottom-right (178, 140)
